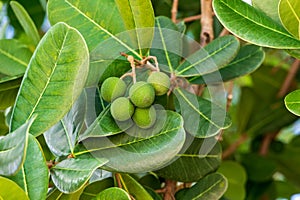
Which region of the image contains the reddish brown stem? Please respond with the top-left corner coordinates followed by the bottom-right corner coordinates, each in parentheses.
top-left (259, 132), bottom-right (279, 156)
top-left (200, 0), bottom-right (214, 46)
top-left (219, 28), bottom-right (230, 37)
top-left (180, 14), bottom-right (201, 23)
top-left (171, 0), bottom-right (179, 23)
top-left (222, 134), bottom-right (248, 159)
top-left (277, 59), bottom-right (300, 98)
top-left (163, 180), bottom-right (177, 200)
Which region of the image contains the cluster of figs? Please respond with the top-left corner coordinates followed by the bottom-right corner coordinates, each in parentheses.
top-left (100, 71), bottom-right (171, 129)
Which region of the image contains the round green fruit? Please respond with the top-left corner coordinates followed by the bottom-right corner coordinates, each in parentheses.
top-left (147, 71), bottom-right (170, 96)
top-left (132, 106), bottom-right (156, 129)
top-left (129, 81), bottom-right (155, 108)
top-left (101, 77), bottom-right (127, 102)
top-left (110, 97), bottom-right (134, 121)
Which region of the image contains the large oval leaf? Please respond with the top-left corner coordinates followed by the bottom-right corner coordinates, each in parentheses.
top-left (47, 0), bottom-right (154, 86)
top-left (285, 89), bottom-right (300, 116)
top-left (155, 136), bottom-right (222, 182)
top-left (77, 111), bottom-right (185, 173)
top-left (0, 176), bottom-right (29, 200)
top-left (252, 0), bottom-right (280, 22)
top-left (118, 173), bottom-right (153, 200)
top-left (48, 0), bottom-right (154, 53)
top-left (279, 0), bottom-right (300, 39)
top-left (44, 91), bottom-right (87, 157)
top-left (175, 35), bottom-right (239, 77)
top-left (0, 117), bottom-right (34, 176)
top-left (0, 39), bottom-right (32, 76)
top-left (189, 45), bottom-right (265, 84)
top-left (80, 178), bottom-right (114, 200)
top-left (50, 156), bottom-right (108, 193)
top-left (176, 173), bottom-right (227, 200)
top-left (10, 22), bottom-right (89, 136)
top-left (213, 0), bottom-right (300, 49)
top-left (174, 88), bottom-right (231, 138)
top-left (10, 135), bottom-right (49, 200)
top-left (150, 16), bottom-right (182, 73)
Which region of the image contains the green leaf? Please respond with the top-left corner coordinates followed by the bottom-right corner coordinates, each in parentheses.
top-left (286, 49), bottom-right (300, 59)
top-left (177, 173), bottom-right (227, 200)
top-left (50, 156), bottom-right (108, 193)
top-left (95, 187), bottom-right (131, 200)
top-left (44, 91), bottom-right (87, 157)
top-left (10, 1), bottom-right (40, 46)
top-left (47, 0), bottom-right (154, 86)
top-left (189, 45), bottom-right (265, 84)
top-left (213, 0), bottom-right (300, 49)
top-left (80, 178), bottom-right (114, 200)
top-left (47, 0), bottom-right (154, 54)
top-left (118, 173), bottom-right (153, 200)
top-left (279, 0), bottom-right (300, 39)
top-left (10, 22), bottom-right (89, 137)
top-left (10, 135), bottom-right (49, 200)
top-left (252, 0), bottom-right (280, 22)
top-left (0, 39), bottom-right (32, 76)
top-left (150, 16), bottom-right (182, 73)
top-left (77, 111), bottom-right (185, 173)
top-left (0, 176), bottom-right (29, 200)
top-left (176, 35), bottom-right (239, 77)
top-left (47, 187), bottom-right (85, 200)
top-left (155, 136), bottom-right (222, 182)
top-left (217, 161), bottom-right (247, 200)
top-left (285, 89), bottom-right (300, 116)
top-left (0, 117), bottom-right (34, 176)
top-left (174, 88), bottom-right (231, 138)
top-left (79, 105), bottom-right (132, 141)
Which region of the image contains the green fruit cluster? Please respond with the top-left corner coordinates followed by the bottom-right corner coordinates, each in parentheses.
top-left (100, 72), bottom-right (170, 129)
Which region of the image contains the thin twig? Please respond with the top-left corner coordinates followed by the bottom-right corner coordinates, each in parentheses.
top-left (222, 134), bottom-right (248, 159)
top-left (217, 81), bottom-right (234, 141)
top-left (277, 59), bottom-right (300, 98)
top-left (115, 173), bottom-right (123, 188)
top-left (259, 132), bottom-right (279, 156)
top-left (171, 0), bottom-right (179, 23)
top-left (180, 14), bottom-right (201, 23)
top-left (219, 28), bottom-right (230, 37)
top-left (200, 0), bottom-right (214, 46)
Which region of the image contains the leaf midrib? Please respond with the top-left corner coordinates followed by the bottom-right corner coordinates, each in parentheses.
top-left (219, 0), bottom-right (294, 39)
top-left (0, 48), bottom-right (28, 68)
top-left (64, 0), bottom-right (141, 58)
top-left (176, 38), bottom-right (236, 75)
top-left (25, 31), bottom-right (69, 123)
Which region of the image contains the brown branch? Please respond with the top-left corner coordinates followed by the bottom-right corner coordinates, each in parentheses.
top-left (222, 134), bottom-right (248, 159)
top-left (164, 180), bottom-right (177, 200)
top-left (171, 0), bottom-right (179, 23)
top-left (277, 59), bottom-right (300, 98)
top-left (115, 173), bottom-right (123, 188)
top-left (200, 0), bottom-right (214, 46)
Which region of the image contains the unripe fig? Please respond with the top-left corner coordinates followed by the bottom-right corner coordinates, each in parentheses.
top-left (132, 106), bottom-right (156, 129)
top-left (147, 71), bottom-right (170, 96)
top-left (110, 97), bottom-right (134, 121)
top-left (129, 81), bottom-right (155, 108)
top-left (101, 77), bottom-right (127, 102)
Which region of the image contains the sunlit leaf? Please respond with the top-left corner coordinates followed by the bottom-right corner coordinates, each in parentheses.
top-left (95, 187), bottom-right (131, 200)
top-left (213, 0), bottom-right (300, 48)
top-left (10, 22), bottom-right (89, 137)
top-left (0, 176), bottom-right (29, 200)
top-left (279, 0), bottom-right (300, 39)
top-left (10, 135), bottom-right (49, 200)
top-left (0, 117), bottom-right (34, 176)
top-left (285, 89), bottom-right (300, 116)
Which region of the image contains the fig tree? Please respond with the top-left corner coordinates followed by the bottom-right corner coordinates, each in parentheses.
top-left (110, 97), bottom-right (134, 121)
top-left (101, 77), bottom-right (127, 102)
top-left (129, 81), bottom-right (155, 108)
top-left (132, 106), bottom-right (156, 129)
top-left (147, 71), bottom-right (170, 96)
